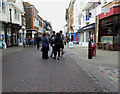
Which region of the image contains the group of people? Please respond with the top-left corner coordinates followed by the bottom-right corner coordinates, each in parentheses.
top-left (24, 38), bottom-right (36, 47)
top-left (41, 30), bottom-right (65, 60)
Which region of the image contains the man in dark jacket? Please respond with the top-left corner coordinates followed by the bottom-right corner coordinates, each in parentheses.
top-left (41, 33), bottom-right (49, 59)
top-left (54, 33), bottom-right (63, 60)
top-left (50, 31), bottom-right (56, 58)
top-left (36, 36), bottom-right (41, 49)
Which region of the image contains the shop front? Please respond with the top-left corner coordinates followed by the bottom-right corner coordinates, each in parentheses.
top-left (26, 30), bottom-right (38, 40)
top-left (99, 5), bottom-right (120, 51)
top-left (78, 23), bottom-right (95, 47)
top-left (7, 23), bottom-right (22, 47)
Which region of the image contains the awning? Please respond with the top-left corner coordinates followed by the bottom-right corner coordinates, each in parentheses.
top-left (78, 28), bottom-right (83, 33)
top-left (78, 23), bottom-right (95, 33)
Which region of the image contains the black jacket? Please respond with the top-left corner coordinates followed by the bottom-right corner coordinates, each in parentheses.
top-left (54, 37), bottom-right (63, 47)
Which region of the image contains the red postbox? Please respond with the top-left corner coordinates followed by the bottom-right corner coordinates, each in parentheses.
top-left (92, 45), bottom-right (96, 56)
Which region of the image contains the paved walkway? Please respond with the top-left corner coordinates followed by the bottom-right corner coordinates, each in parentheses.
top-left (65, 44), bottom-right (119, 92)
top-left (2, 47), bottom-right (104, 92)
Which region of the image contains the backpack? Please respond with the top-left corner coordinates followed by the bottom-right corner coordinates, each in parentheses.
top-left (50, 36), bottom-right (55, 45)
top-left (56, 38), bottom-right (62, 47)
top-left (61, 35), bottom-right (64, 40)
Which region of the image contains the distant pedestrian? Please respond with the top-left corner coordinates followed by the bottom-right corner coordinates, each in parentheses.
top-left (36, 36), bottom-right (41, 50)
top-left (50, 31), bottom-right (56, 58)
top-left (41, 33), bottom-right (49, 59)
top-left (54, 33), bottom-right (63, 60)
top-left (25, 38), bottom-right (29, 47)
top-left (60, 30), bottom-right (65, 57)
top-left (30, 38), bottom-right (34, 47)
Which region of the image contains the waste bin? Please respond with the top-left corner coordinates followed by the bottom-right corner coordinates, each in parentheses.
top-left (92, 45), bottom-right (96, 56)
top-left (68, 41), bottom-right (73, 48)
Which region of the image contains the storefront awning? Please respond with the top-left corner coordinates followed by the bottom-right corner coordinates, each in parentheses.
top-left (78, 23), bottom-right (95, 33)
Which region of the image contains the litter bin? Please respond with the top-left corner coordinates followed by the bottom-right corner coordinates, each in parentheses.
top-left (68, 41), bottom-right (73, 48)
top-left (92, 45), bottom-right (96, 56)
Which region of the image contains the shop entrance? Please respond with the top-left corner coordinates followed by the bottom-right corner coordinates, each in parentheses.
top-left (11, 30), bottom-right (19, 46)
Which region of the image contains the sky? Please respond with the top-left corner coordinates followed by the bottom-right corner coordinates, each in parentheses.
top-left (23, 0), bottom-right (70, 32)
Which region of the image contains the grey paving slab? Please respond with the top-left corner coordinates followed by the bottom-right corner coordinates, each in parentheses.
top-left (65, 45), bottom-right (119, 93)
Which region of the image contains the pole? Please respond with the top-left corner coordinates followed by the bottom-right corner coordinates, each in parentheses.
top-left (88, 40), bottom-right (92, 59)
top-left (94, 16), bottom-right (97, 56)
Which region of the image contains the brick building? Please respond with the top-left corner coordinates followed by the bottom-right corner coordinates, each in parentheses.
top-left (24, 2), bottom-right (42, 39)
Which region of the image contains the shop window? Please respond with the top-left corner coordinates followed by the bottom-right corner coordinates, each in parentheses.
top-left (115, 15), bottom-right (120, 23)
top-left (100, 26), bottom-right (113, 43)
top-left (114, 26), bottom-right (120, 44)
top-left (86, 31), bottom-right (89, 42)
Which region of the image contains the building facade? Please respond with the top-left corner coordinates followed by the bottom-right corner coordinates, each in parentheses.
top-left (66, 0), bottom-right (76, 41)
top-left (0, 0), bottom-right (26, 47)
top-left (98, 0), bottom-right (120, 50)
top-left (24, 2), bottom-right (39, 39)
top-left (77, 0), bottom-right (100, 46)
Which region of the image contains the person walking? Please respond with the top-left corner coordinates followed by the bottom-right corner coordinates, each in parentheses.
top-left (54, 33), bottom-right (63, 60)
top-left (50, 31), bottom-right (56, 58)
top-left (36, 35), bottom-right (41, 50)
top-left (41, 33), bottom-right (49, 59)
top-left (25, 38), bottom-right (29, 47)
top-left (60, 30), bottom-right (65, 57)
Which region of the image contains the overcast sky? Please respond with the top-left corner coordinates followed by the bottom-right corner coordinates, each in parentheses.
top-left (23, 0), bottom-right (70, 32)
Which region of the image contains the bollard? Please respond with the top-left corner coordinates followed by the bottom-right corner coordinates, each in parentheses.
top-left (88, 41), bottom-right (92, 59)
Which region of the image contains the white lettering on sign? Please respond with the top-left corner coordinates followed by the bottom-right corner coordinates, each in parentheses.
top-left (101, 7), bottom-right (110, 15)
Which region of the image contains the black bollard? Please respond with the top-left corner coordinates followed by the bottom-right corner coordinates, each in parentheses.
top-left (88, 41), bottom-right (92, 59)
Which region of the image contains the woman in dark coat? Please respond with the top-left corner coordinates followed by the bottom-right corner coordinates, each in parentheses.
top-left (54, 33), bottom-right (63, 60)
top-left (41, 33), bottom-right (49, 59)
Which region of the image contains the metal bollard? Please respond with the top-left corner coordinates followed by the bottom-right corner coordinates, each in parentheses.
top-left (88, 41), bottom-right (92, 59)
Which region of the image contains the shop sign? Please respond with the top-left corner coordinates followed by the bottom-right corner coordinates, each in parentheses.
top-left (83, 24), bottom-right (95, 31)
top-left (102, 7), bottom-right (110, 15)
top-left (2, 34), bottom-right (4, 37)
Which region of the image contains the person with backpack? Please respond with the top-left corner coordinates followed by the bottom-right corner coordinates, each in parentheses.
top-left (54, 33), bottom-right (63, 60)
top-left (41, 33), bottom-right (49, 59)
top-left (50, 31), bottom-right (56, 58)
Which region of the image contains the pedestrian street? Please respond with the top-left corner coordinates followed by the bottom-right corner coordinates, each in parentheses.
top-left (2, 47), bottom-right (104, 92)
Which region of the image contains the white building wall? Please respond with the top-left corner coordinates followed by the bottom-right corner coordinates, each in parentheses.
top-left (0, 0), bottom-right (8, 22)
top-left (77, 0), bottom-right (100, 47)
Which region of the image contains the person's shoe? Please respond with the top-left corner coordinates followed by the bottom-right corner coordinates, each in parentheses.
top-left (57, 57), bottom-right (60, 60)
top-left (53, 57), bottom-right (56, 59)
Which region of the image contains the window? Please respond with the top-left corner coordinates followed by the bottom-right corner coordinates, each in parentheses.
top-left (17, 12), bottom-right (19, 20)
top-left (115, 15), bottom-right (120, 23)
top-left (0, 0), bottom-right (1, 7)
top-left (2, 0), bottom-right (6, 13)
top-left (14, 9), bottom-right (17, 19)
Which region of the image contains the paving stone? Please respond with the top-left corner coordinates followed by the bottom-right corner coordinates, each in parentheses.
top-left (2, 47), bottom-right (104, 92)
